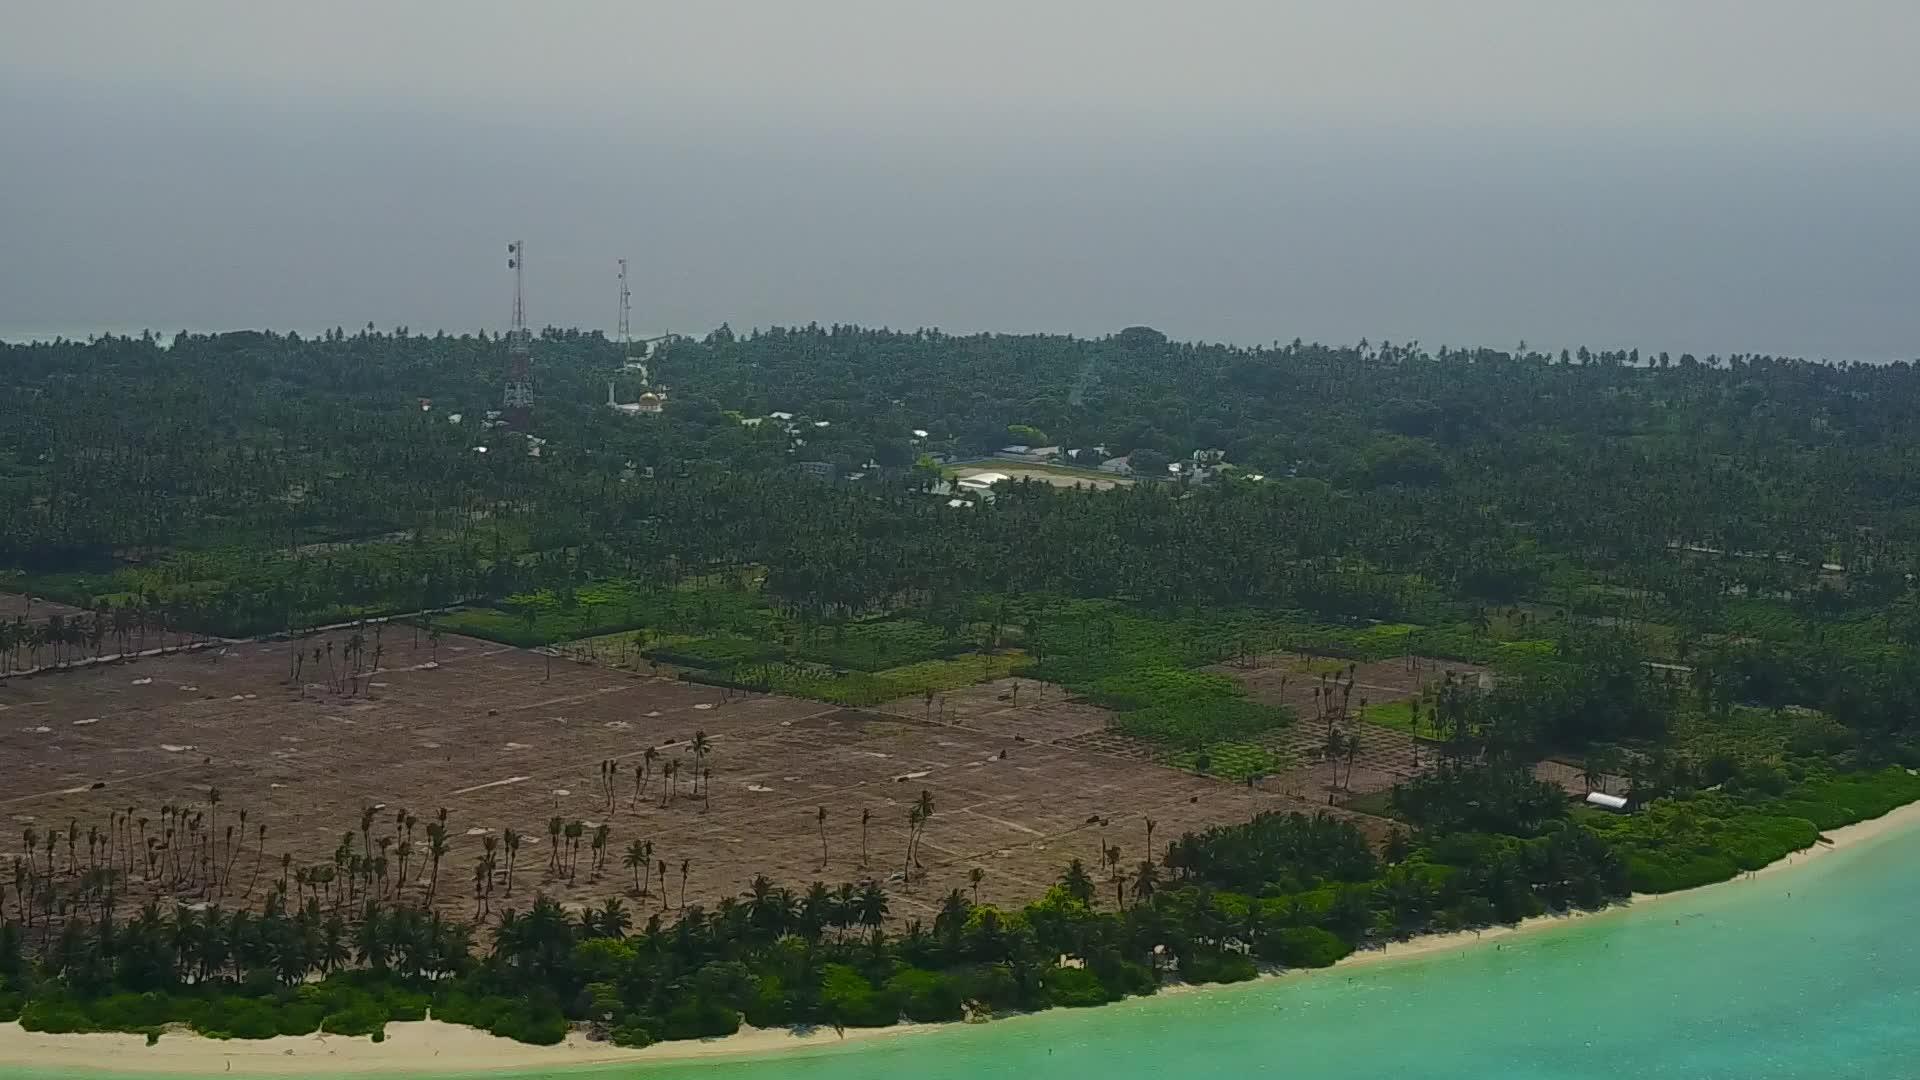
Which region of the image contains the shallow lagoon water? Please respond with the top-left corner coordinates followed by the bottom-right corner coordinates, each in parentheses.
top-left (17, 819), bottom-right (1918, 1080)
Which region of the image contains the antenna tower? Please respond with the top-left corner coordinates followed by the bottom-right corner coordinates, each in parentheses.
top-left (503, 240), bottom-right (533, 430)
top-left (617, 258), bottom-right (632, 346)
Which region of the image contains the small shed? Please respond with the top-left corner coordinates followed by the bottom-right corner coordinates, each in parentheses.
top-left (1584, 791), bottom-right (1630, 812)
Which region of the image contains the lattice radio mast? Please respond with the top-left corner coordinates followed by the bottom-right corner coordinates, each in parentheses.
top-left (503, 240), bottom-right (534, 430)
top-left (617, 257), bottom-right (632, 347)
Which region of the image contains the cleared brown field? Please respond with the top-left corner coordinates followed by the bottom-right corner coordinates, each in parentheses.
top-left (873, 676), bottom-right (1114, 744)
top-left (1, 631), bottom-right (1341, 923)
top-left (0, 592), bottom-right (88, 624)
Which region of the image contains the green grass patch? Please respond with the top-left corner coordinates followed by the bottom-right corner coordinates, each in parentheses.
top-left (440, 580), bottom-right (770, 648)
top-left (1360, 699), bottom-right (1422, 734)
top-left (719, 651), bottom-right (1032, 708)
top-left (791, 617), bottom-right (962, 672)
top-left (1168, 741), bottom-right (1285, 781)
top-left (1116, 699), bottom-right (1292, 749)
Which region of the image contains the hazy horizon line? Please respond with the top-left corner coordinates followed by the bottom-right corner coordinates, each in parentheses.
top-left (4, 322), bottom-right (1911, 366)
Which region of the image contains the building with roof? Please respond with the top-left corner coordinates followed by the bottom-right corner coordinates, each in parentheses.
top-left (607, 380), bottom-right (665, 416)
top-left (957, 471), bottom-right (1010, 492)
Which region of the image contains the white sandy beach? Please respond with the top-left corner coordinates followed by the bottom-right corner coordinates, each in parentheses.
top-left (6, 798), bottom-right (1919, 1076)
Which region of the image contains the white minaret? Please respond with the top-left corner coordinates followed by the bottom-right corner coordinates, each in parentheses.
top-left (607, 379), bottom-right (617, 407)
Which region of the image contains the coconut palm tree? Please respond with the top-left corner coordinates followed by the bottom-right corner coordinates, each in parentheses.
top-left (399, 812), bottom-right (418, 887)
top-left (563, 821), bottom-right (584, 884)
top-left (1131, 858), bottom-right (1160, 902)
top-left (907, 789), bottom-right (936, 873)
top-left (690, 730), bottom-right (712, 791)
top-left (597, 897), bottom-right (631, 939)
top-left (968, 866), bottom-right (985, 903)
top-left (502, 829), bottom-right (522, 895)
top-left (622, 839), bottom-right (648, 894)
top-left (855, 880), bottom-right (889, 943)
top-left (244, 823), bottom-right (267, 898)
top-left (659, 760), bottom-right (679, 808)
top-left (678, 858), bottom-right (690, 909)
top-left (424, 823), bottom-right (449, 904)
top-left (1060, 859), bottom-right (1095, 905)
top-left (208, 787), bottom-right (222, 860)
top-left (859, 807), bottom-right (872, 867)
top-left (636, 746), bottom-right (659, 808)
top-left (589, 824), bottom-right (611, 878)
top-left (903, 805), bottom-right (922, 884)
top-left (545, 817), bottom-right (563, 874)
top-left (816, 805), bottom-right (829, 868)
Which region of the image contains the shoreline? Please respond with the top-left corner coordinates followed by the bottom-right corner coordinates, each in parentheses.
top-left (7, 798), bottom-right (1919, 1077)
top-left (1323, 795), bottom-right (1920, 970)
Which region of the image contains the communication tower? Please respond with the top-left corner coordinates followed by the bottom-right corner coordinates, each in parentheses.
top-left (617, 257), bottom-right (633, 347)
top-left (503, 240), bottom-right (534, 430)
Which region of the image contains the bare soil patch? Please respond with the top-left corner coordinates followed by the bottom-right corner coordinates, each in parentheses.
top-left (872, 677), bottom-right (1113, 744)
top-left (0, 633), bottom-right (1339, 924)
top-left (0, 591), bottom-right (89, 627)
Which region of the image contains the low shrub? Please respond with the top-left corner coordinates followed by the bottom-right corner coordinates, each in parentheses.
top-left (886, 968), bottom-right (964, 1023)
top-left (1042, 967), bottom-right (1113, 1008)
top-left (819, 965), bottom-right (896, 1028)
top-left (611, 1020), bottom-right (656, 1048)
top-left (1255, 926), bottom-right (1351, 968)
top-left (658, 997), bottom-right (741, 1041)
top-left (1179, 950), bottom-right (1259, 985)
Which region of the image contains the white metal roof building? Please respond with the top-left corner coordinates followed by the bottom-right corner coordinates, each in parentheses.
top-left (957, 471), bottom-right (1010, 491)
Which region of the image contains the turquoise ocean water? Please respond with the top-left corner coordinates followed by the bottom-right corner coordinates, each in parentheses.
top-left (16, 818), bottom-right (1919, 1080)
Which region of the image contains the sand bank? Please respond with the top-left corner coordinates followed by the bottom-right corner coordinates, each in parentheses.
top-left (0, 1016), bottom-right (928, 1076)
top-left (7, 798), bottom-right (1919, 1076)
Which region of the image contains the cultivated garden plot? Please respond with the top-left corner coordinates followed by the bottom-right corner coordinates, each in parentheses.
top-left (0, 631), bottom-right (1329, 924)
top-left (1208, 653), bottom-right (1488, 719)
top-left (1198, 654), bottom-right (1487, 801)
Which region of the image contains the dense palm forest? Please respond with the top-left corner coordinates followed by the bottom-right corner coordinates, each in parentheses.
top-left (6, 325), bottom-right (1920, 1047)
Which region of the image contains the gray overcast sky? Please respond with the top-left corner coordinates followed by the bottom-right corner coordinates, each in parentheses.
top-left (3, 1), bottom-right (1917, 358)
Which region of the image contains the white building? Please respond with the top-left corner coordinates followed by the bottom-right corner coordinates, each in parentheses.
top-left (607, 381), bottom-right (665, 416)
top-left (1585, 791), bottom-right (1630, 812)
top-left (957, 471), bottom-right (1010, 492)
